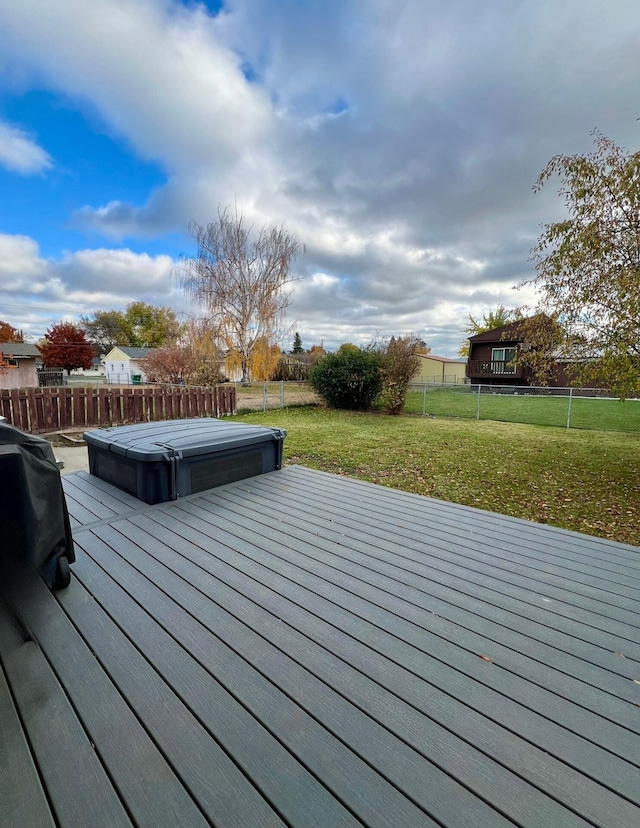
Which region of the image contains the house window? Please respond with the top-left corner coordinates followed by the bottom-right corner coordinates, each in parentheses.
top-left (491, 347), bottom-right (516, 373)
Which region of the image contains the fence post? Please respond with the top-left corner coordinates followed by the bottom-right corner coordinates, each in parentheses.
top-left (422, 383), bottom-right (427, 416)
top-left (263, 381), bottom-right (267, 412)
top-left (280, 380), bottom-right (285, 408)
top-left (476, 384), bottom-right (481, 420)
top-left (566, 386), bottom-right (573, 429)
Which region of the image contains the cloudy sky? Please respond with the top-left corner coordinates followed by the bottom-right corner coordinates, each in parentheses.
top-left (0, 0), bottom-right (638, 356)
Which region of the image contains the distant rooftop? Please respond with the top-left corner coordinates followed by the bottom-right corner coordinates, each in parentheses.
top-left (109, 346), bottom-right (157, 359)
top-left (0, 342), bottom-right (41, 358)
top-left (418, 353), bottom-right (465, 364)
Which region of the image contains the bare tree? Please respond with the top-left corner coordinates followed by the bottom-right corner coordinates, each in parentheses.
top-left (181, 207), bottom-right (304, 384)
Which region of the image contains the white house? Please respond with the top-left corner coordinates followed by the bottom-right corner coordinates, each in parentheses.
top-left (70, 355), bottom-right (106, 378)
top-left (103, 346), bottom-right (156, 384)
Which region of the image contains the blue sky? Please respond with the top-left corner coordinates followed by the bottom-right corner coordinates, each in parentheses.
top-left (0, 0), bottom-right (639, 355)
top-left (1, 90), bottom-right (172, 256)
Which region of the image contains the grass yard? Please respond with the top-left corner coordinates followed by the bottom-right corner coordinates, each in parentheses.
top-left (404, 387), bottom-right (640, 433)
top-left (232, 406), bottom-right (640, 547)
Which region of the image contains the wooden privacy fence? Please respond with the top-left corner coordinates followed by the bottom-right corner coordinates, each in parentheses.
top-left (0, 384), bottom-right (237, 434)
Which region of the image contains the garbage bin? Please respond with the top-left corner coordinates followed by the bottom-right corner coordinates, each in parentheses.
top-left (131, 374), bottom-right (142, 385)
top-left (0, 422), bottom-right (75, 590)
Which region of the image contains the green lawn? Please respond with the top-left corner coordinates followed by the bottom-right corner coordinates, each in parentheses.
top-left (232, 406), bottom-right (640, 547)
top-left (404, 387), bottom-right (640, 433)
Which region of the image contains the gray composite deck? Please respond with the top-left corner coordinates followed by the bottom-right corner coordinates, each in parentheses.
top-left (1, 465), bottom-right (639, 827)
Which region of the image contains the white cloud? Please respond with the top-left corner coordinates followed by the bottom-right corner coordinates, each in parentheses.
top-left (0, 233), bottom-right (183, 339)
top-left (59, 248), bottom-right (176, 294)
top-left (0, 233), bottom-right (48, 277)
top-left (0, 0), bottom-right (272, 173)
top-left (1, 1), bottom-right (640, 353)
top-left (0, 121), bottom-right (51, 174)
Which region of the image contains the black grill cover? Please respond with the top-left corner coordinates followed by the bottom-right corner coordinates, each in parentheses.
top-left (0, 422), bottom-right (75, 589)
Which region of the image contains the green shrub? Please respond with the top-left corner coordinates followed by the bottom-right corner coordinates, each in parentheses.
top-left (309, 349), bottom-right (383, 410)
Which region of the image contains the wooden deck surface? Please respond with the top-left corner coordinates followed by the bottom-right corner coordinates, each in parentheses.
top-left (2, 465), bottom-right (639, 827)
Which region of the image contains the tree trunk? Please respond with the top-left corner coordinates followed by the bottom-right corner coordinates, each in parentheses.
top-left (241, 356), bottom-right (250, 385)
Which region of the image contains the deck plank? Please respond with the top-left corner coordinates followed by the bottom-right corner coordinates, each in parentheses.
top-left (63, 472), bottom-right (140, 514)
top-left (62, 471), bottom-right (141, 527)
top-left (180, 489), bottom-right (640, 682)
top-left (121, 503), bottom-right (639, 827)
top-left (10, 574), bottom-right (210, 828)
top-left (0, 645), bottom-right (54, 828)
top-left (79, 519), bottom-right (620, 828)
top-left (214, 479), bottom-right (640, 638)
top-left (4, 466), bottom-right (639, 827)
top-left (0, 596), bottom-right (132, 828)
top-left (72, 533), bottom-right (439, 828)
top-left (59, 492), bottom-right (104, 526)
top-left (250, 472), bottom-right (640, 608)
top-left (283, 466), bottom-right (640, 563)
top-left (57, 569), bottom-right (289, 828)
top-left (127, 509), bottom-right (640, 764)
top-left (155, 492), bottom-right (638, 718)
top-left (72, 469), bottom-right (144, 508)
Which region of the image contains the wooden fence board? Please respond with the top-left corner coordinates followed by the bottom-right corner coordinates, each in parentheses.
top-left (60, 387), bottom-right (72, 430)
top-left (110, 389), bottom-right (121, 425)
top-left (147, 387), bottom-right (161, 422)
top-left (122, 389), bottom-right (133, 423)
top-left (27, 388), bottom-right (38, 432)
top-left (0, 391), bottom-right (10, 421)
top-left (42, 388), bottom-right (54, 432)
top-left (9, 389), bottom-right (23, 431)
top-left (173, 389), bottom-right (182, 420)
top-left (71, 388), bottom-right (83, 428)
top-left (164, 387), bottom-right (173, 421)
top-left (0, 385), bottom-right (235, 434)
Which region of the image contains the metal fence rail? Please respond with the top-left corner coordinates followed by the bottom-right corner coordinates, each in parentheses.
top-left (406, 382), bottom-right (640, 434)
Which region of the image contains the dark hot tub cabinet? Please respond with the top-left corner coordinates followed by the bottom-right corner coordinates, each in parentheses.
top-left (85, 418), bottom-right (286, 504)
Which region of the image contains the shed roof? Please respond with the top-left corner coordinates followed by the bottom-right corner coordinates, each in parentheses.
top-left (0, 342), bottom-right (41, 358)
top-left (2, 465), bottom-right (640, 827)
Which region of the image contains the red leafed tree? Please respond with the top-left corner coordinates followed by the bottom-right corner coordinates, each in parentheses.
top-left (39, 322), bottom-right (95, 374)
top-left (141, 344), bottom-right (196, 385)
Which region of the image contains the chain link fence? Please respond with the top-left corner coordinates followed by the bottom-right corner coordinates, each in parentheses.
top-left (233, 381), bottom-right (319, 412)
top-left (405, 382), bottom-right (640, 433)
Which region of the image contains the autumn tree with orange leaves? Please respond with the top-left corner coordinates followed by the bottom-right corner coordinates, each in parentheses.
top-left (0, 320), bottom-right (25, 343)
